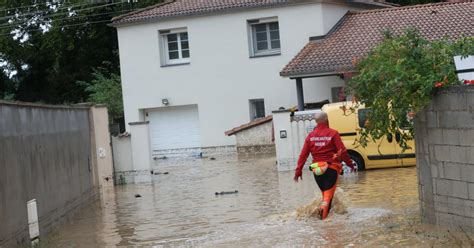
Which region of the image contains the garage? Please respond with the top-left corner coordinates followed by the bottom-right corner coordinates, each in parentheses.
top-left (145, 104), bottom-right (201, 152)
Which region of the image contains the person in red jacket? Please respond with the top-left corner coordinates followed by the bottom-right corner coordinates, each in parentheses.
top-left (294, 111), bottom-right (356, 220)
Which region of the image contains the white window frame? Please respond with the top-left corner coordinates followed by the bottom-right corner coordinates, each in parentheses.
top-left (247, 17), bottom-right (281, 57)
top-left (159, 28), bottom-right (190, 66)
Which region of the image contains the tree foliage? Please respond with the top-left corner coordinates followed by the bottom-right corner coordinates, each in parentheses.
top-left (346, 29), bottom-right (474, 150)
top-left (0, 0), bottom-right (161, 106)
top-left (78, 64), bottom-right (123, 119)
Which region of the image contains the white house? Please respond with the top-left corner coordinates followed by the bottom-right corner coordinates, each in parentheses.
top-left (112, 0), bottom-right (393, 157)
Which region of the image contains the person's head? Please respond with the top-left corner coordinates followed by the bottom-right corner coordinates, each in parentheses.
top-left (315, 112), bottom-right (328, 125)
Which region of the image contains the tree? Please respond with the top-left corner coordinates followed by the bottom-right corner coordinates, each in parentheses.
top-left (78, 64), bottom-right (123, 120)
top-left (346, 29), bottom-right (474, 150)
top-left (0, 0), bottom-right (161, 104)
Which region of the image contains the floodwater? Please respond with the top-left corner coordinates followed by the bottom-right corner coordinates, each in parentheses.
top-left (45, 158), bottom-right (474, 247)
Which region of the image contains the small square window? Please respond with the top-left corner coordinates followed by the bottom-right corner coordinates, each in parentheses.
top-left (248, 19), bottom-right (281, 57)
top-left (249, 99), bottom-right (265, 121)
top-left (160, 29), bottom-right (190, 65)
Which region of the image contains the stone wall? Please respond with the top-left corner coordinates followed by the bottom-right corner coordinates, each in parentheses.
top-left (235, 121), bottom-right (275, 156)
top-left (0, 101), bottom-right (111, 246)
top-left (415, 85), bottom-right (474, 232)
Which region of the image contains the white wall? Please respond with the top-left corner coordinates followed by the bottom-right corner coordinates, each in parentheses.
top-left (111, 135), bottom-right (132, 173)
top-left (117, 3), bottom-right (355, 148)
top-left (273, 110), bottom-right (320, 171)
top-left (90, 106), bottom-right (114, 187)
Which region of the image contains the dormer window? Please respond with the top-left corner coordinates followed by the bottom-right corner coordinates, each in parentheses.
top-left (160, 28), bottom-right (190, 66)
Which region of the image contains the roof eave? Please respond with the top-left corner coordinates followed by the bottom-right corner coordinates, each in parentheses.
top-left (280, 69), bottom-right (357, 79)
top-left (111, 1), bottom-right (311, 27)
top-left (111, 0), bottom-right (395, 28)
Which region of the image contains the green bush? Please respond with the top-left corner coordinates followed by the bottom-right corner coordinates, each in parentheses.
top-left (346, 29), bottom-right (474, 150)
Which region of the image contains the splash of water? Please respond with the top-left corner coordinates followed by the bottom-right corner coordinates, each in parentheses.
top-left (296, 188), bottom-right (348, 219)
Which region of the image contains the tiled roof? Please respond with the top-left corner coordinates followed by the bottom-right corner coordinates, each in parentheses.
top-left (111, 0), bottom-right (396, 26)
top-left (281, 1), bottom-right (474, 77)
top-left (225, 115), bottom-right (273, 136)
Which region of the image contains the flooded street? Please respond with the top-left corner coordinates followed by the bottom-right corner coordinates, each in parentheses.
top-left (46, 158), bottom-right (473, 247)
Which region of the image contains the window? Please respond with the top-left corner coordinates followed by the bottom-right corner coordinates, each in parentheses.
top-left (331, 87), bottom-right (346, 102)
top-left (160, 29), bottom-right (190, 65)
top-left (249, 99), bottom-right (265, 121)
top-left (358, 108), bottom-right (371, 128)
top-left (249, 19), bottom-right (280, 56)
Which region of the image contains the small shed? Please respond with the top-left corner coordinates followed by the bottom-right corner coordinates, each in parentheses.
top-left (225, 116), bottom-right (275, 156)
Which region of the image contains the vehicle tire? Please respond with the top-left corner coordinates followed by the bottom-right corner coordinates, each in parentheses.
top-left (349, 154), bottom-right (365, 171)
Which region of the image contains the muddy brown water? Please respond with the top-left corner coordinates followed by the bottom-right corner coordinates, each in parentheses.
top-left (45, 158), bottom-right (474, 247)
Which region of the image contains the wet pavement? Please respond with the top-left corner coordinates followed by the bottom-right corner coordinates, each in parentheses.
top-left (45, 157), bottom-right (474, 247)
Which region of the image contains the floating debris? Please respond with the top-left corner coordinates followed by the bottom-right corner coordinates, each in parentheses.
top-left (215, 190), bottom-right (239, 195)
top-left (154, 171), bottom-right (170, 175)
top-left (134, 194), bottom-right (142, 198)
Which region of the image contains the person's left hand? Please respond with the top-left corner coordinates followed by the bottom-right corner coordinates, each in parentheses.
top-left (293, 169), bottom-right (303, 182)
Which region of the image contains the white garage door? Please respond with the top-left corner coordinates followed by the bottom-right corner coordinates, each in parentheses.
top-left (146, 105), bottom-right (201, 151)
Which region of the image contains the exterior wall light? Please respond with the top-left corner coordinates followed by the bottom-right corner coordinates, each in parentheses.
top-left (162, 98), bottom-right (169, 106)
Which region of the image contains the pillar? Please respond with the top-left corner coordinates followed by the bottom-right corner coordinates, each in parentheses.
top-left (296, 78), bottom-right (304, 111)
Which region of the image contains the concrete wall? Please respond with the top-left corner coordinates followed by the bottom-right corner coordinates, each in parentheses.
top-left (111, 122), bottom-right (154, 184)
top-left (235, 120), bottom-right (275, 156)
top-left (112, 135), bottom-right (133, 183)
top-left (273, 109), bottom-right (319, 171)
top-left (0, 102), bottom-right (111, 246)
top-left (415, 85), bottom-right (474, 232)
top-left (90, 106), bottom-right (114, 187)
top-left (116, 2), bottom-right (360, 148)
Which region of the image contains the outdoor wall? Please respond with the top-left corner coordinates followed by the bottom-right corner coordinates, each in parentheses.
top-left (117, 2), bottom-right (358, 148)
top-left (415, 85), bottom-right (474, 232)
top-left (111, 122), bottom-right (154, 184)
top-left (273, 109), bottom-right (319, 171)
top-left (112, 134), bottom-right (133, 183)
top-left (0, 102), bottom-right (99, 246)
top-left (235, 120), bottom-right (275, 156)
top-left (90, 105), bottom-right (114, 187)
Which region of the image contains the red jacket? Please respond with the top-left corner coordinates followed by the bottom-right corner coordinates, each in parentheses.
top-left (296, 123), bottom-right (352, 173)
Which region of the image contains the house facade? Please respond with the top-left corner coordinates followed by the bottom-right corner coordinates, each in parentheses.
top-left (112, 0), bottom-right (393, 157)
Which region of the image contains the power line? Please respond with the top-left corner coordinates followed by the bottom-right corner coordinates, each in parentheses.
top-left (0, 19), bottom-right (113, 37)
top-left (0, 1), bottom-right (133, 14)
top-left (0, 9), bottom-right (132, 29)
top-left (0, 1), bottom-right (100, 13)
top-left (0, 2), bottom-right (125, 22)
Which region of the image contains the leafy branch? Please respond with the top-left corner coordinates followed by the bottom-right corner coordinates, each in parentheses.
top-left (345, 29), bottom-right (474, 150)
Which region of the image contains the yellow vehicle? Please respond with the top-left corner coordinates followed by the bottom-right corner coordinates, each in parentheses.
top-left (322, 102), bottom-right (416, 170)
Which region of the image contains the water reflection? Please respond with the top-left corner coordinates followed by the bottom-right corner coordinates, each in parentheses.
top-left (46, 157), bottom-right (473, 247)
